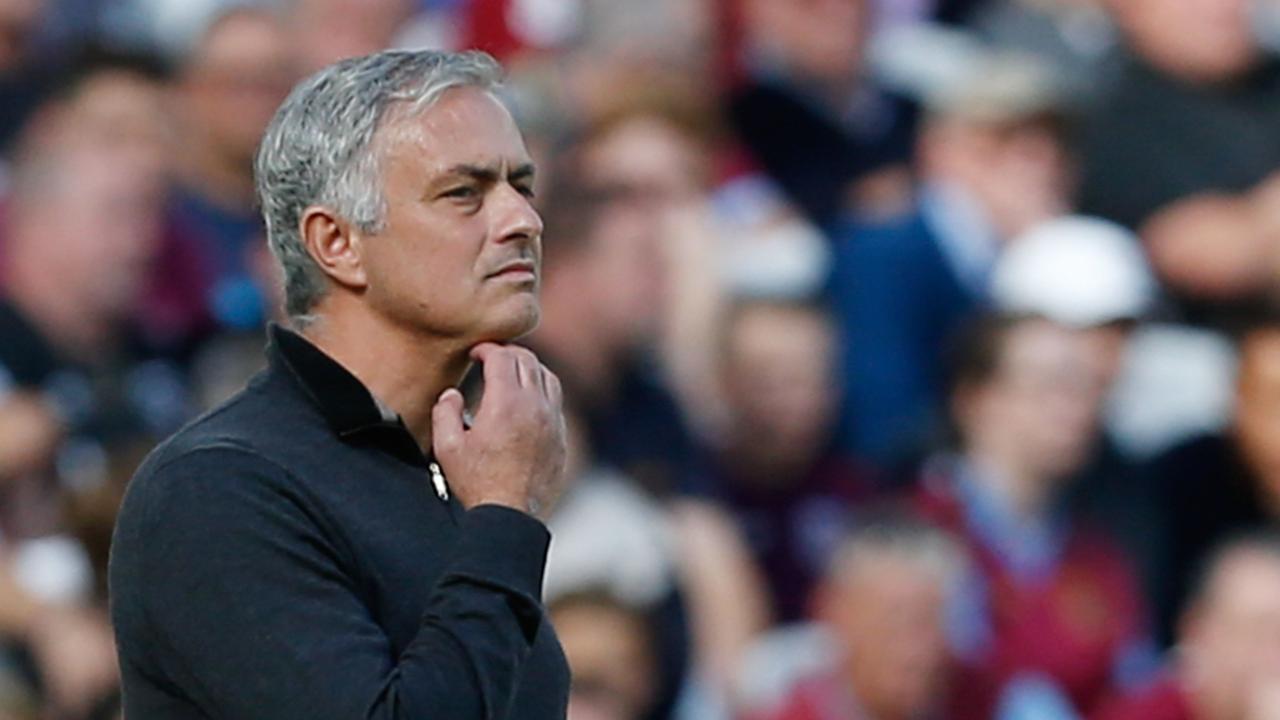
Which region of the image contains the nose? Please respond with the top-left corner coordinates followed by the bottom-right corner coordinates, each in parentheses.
top-left (494, 183), bottom-right (543, 244)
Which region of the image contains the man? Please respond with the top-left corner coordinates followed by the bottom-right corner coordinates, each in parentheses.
top-left (533, 163), bottom-right (704, 497)
top-left (0, 140), bottom-right (155, 720)
top-left (1078, 0), bottom-right (1280, 326)
top-left (171, 5), bottom-right (295, 330)
top-left (828, 51), bottom-right (1075, 468)
top-left (710, 298), bottom-right (874, 622)
top-left (0, 136), bottom-right (178, 526)
top-left (1094, 533), bottom-right (1280, 720)
top-left (916, 313), bottom-right (1153, 718)
top-left (0, 43), bottom-right (215, 350)
top-left (752, 514), bottom-right (961, 720)
top-left (550, 590), bottom-right (658, 720)
top-left (1143, 317), bottom-right (1280, 643)
top-left (729, 0), bottom-right (918, 223)
top-left (109, 50), bottom-right (571, 719)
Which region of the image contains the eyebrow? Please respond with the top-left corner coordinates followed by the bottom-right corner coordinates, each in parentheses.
top-left (443, 162), bottom-right (536, 185)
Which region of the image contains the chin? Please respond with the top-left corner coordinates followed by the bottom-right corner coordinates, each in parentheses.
top-left (485, 302), bottom-right (541, 342)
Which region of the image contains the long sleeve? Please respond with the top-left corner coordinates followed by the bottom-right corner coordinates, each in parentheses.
top-left (110, 443), bottom-right (551, 720)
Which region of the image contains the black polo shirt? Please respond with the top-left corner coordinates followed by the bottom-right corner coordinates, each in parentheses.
top-left (109, 325), bottom-right (569, 719)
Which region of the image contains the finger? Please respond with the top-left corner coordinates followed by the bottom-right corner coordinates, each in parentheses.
top-left (431, 388), bottom-right (466, 457)
top-left (469, 342), bottom-right (503, 363)
top-left (545, 368), bottom-right (562, 406)
top-left (471, 343), bottom-right (519, 396)
top-left (513, 351), bottom-right (528, 388)
top-left (511, 347), bottom-right (541, 391)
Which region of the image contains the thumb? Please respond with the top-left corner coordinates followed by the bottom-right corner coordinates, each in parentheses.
top-left (431, 388), bottom-right (466, 458)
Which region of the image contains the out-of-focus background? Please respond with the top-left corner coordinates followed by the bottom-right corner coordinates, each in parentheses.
top-left (6, 0), bottom-right (1280, 718)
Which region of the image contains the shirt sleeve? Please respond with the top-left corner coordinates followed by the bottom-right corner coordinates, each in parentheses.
top-left (110, 444), bottom-right (551, 720)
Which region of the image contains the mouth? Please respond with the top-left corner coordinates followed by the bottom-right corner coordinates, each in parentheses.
top-left (486, 260), bottom-right (538, 282)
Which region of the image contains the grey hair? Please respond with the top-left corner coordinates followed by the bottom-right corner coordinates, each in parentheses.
top-left (827, 513), bottom-right (965, 589)
top-left (254, 49), bottom-right (504, 320)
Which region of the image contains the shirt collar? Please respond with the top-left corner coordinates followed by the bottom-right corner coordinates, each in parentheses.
top-left (950, 454), bottom-right (1068, 581)
top-left (266, 323), bottom-right (405, 438)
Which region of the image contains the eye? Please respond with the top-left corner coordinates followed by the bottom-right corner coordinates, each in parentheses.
top-left (441, 186), bottom-right (478, 200)
top-left (514, 183), bottom-right (536, 199)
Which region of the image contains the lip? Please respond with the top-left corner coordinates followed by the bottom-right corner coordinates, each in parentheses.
top-left (486, 261), bottom-right (537, 281)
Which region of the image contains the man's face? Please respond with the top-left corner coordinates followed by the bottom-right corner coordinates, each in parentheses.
top-left (580, 116), bottom-right (705, 210)
top-left (555, 602), bottom-right (654, 720)
top-left (22, 150), bottom-right (164, 320)
top-left (962, 320), bottom-right (1105, 481)
top-left (1105, 0), bottom-right (1257, 82)
top-left (67, 70), bottom-right (173, 180)
top-left (821, 554), bottom-right (950, 720)
top-left (924, 118), bottom-right (1074, 241)
top-left (745, 0), bottom-right (867, 83)
top-left (183, 11), bottom-right (294, 167)
top-left (289, 0), bottom-right (412, 75)
top-left (1185, 549), bottom-right (1280, 720)
top-left (359, 87), bottom-right (542, 343)
top-left (723, 304), bottom-right (838, 474)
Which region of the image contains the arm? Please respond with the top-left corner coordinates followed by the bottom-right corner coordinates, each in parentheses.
top-left (112, 446), bottom-right (550, 720)
top-left (114, 343), bottom-right (568, 720)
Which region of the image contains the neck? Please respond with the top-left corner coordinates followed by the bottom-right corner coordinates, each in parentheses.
top-left (7, 251), bottom-right (114, 362)
top-left (964, 440), bottom-right (1054, 522)
top-left (300, 306), bottom-right (473, 450)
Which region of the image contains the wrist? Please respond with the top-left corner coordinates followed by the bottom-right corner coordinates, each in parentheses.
top-left (468, 494), bottom-right (533, 516)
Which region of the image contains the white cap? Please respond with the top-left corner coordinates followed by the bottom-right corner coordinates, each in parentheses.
top-left (992, 215), bottom-right (1156, 327)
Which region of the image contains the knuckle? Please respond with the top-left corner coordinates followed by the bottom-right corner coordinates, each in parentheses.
top-left (434, 432), bottom-right (463, 454)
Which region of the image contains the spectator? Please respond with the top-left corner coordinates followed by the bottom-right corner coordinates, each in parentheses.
top-left (569, 80), bottom-right (730, 441)
top-left (916, 313), bottom-right (1153, 718)
top-left (988, 215), bottom-right (1171, 609)
top-left (0, 44), bottom-right (216, 350)
top-left (1094, 532), bottom-right (1280, 720)
top-left (830, 51), bottom-right (1075, 468)
top-left (728, 0), bottom-right (917, 223)
top-left (546, 392), bottom-right (769, 719)
top-left (0, 139), bottom-right (186, 527)
top-left (0, 123), bottom-right (147, 720)
top-left (1078, 0), bottom-right (1280, 327)
top-left (171, 5), bottom-right (293, 330)
top-left (552, 590), bottom-right (659, 720)
top-left (747, 514), bottom-right (962, 720)
top-left (708, 298), bottom-right (876, 622)
top-left (532, 141), bottom-right (710, 497)
top-left (283, 0), bottom-right (414, 75)
top-left (1142, 316), bottom-right (1280, 643)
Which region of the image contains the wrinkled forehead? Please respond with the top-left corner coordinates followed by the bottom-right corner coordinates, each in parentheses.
top-left (376, 86), bottom-right (532, 175)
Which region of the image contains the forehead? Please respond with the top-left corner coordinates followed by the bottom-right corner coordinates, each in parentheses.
top-left (380, 86), bottom-right (531, 174)
top-left (1000, 320), bottom-right (1085, 369)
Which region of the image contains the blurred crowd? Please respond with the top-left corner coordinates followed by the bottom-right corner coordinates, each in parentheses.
top-left (4, 0), bottom-right (1280, 718)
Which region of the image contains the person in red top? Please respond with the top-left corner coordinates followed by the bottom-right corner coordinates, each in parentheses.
top-left (751, 513), bottom-right (963, 720)
top-left (916, 313), bottom-right (1156, 719)
top-left (1094, 532), bottom-right (1280, 720)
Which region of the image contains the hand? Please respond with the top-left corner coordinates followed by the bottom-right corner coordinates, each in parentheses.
top-left (432, 344), bottom-right (567, 519)
top-left (28, 604), bottom-right (119, 717)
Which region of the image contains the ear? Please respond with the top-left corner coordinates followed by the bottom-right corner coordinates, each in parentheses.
top-left (299, 205), bottom-right (368, 292)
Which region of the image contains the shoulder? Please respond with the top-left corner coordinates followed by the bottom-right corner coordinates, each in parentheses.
top-left (115, 372), bottom-right (322, 536)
